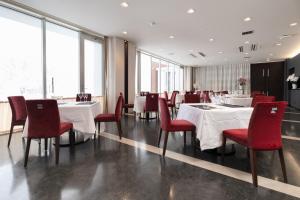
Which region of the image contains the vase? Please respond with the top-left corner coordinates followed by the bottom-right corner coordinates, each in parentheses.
top-left (292, 83), bottom-right (297, 89)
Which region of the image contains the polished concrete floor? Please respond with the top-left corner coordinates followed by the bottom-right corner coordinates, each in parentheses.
top-left (0, 108), bottom-right (300, 200)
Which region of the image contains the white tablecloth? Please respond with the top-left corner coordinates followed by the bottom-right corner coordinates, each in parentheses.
top-left (177, 103), bottom-right (253, 150)
top-left (23, 102), bottom-right (101, 140)
top-left (225, 97), bottom-right (253, 107)
top-left (133, 96), bottom-right (146, 113)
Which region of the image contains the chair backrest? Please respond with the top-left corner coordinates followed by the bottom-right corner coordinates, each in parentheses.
top-left (119, 92), bottom-right (125, 106)
top-left (145, 93), bottom-right (159, 112)
top-left (221, 91), bottom-right (228, 95)
top-left (184, 94), bottom-right (200, 103)
top-left (164, 91), bottom-right (169, 100)
top-left (8, 96), bottom-right (27, 122)
top-left (248, 102), bottom-right (287, 150)
top-left (251, 95), bottom-right (275, 107)
top-left (170, 91), bottom-right (178, 105)
top-left (140, 91), bottom-right (149, 96)
top-left (76, 93), bottom-right (92, 102)
top-left (115, 95), bottom-right (123, 122)
top-left (201, 91), bottom-right (211, 103)
top-left (158, 98), bottom-right (171, 130)
top-left (251, 91), bottom-right (264, 97)
top-left (185, 91), bottom-right (194, 95)
top-left (26, 100), bottom-right (60, 138)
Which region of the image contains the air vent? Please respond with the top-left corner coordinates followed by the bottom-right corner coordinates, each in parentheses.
top-left (198, 52), bottom-right (206, 57)
top-left (242, 30), bottom-right (254, 35)
top-left (238, 46), bottom-right (244, 53)
top-left (250, 44), bottom-right (257, 51)
top-left (189, 53), bottom-right (197, 58)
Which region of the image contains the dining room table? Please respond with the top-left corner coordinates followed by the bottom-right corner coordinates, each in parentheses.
top-left (176, 103), bottom-right (253, 150)
top-left (23, 101), bottom-right (102, 146)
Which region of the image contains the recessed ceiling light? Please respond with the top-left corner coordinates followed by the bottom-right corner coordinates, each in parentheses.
top-left (244, 52), bottom-right (249, 55)
top-left (209, 38), bottom-right (214, 42)
top-left (266, 58), bottom-right (270, 62)
top-left (290, 22), bottom-right (298, 27)
top-left (244, 17), bottom-right (251, 22)
top-left (169, 35), bottom-right (175, 39)
top-left (276, 43), bottom-right (282, 46)
top-left (218, 51), bottom-right (223, 54)
top-left (122, 31), bottom-right (127, 35)
top-left (187, 8), bottom-right (195, 14)
top-left (120, 2), bottom-right (129, 8)
top-left (244, 41), bottom-right (250, 44)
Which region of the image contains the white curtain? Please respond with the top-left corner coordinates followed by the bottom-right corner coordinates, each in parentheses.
top-left (193, 63), bottom-right (250, 94)
top-left (184, 66), bottom-right (192, 91)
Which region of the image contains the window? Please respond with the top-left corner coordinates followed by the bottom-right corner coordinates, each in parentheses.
top-left (0, 6), bottom-right (43, 100)
top-left (84, 38), bottom-right (104, 96)
top-left (137, 52), bottom-right (183, 93)
top-left (46, 22), bottom-right (80, 97)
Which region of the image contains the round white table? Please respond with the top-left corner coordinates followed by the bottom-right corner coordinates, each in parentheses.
top-left (225, 97), bottom-right (253, 107)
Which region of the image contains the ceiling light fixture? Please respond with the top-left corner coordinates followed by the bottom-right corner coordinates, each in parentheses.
top-left (122, 31), bottom-right (127, 35)
top-left (169, 35), bottom-right (175, 39)
top-left (244, 52), bottom-right (249, 55)
top-left (187, 8), bottom-right (195, 14)
top-left (209, 38), bottom-right (214, 42)
top-left (244, 17), bottom-right (251, 22)
top-left (218, 51), bottom-right (223, 54)
top-left (276, 43), bottom-right (282, 46)
top-left (245, 41), bottom-right (250, 44)
top-left (266, 58), bottom-right (270, 62)
top-left (290, 22), bottom-right (298, 27)
top-left (120, 2), bottom-right (129, 8)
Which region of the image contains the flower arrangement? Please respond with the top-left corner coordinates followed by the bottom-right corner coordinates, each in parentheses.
top-left (238, 77), bottom-right (247, 86)
top-left (286, 73), bottom-right (299, 83)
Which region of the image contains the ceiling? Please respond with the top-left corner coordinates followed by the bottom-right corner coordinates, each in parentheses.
top-left (13, 0), bottom-right (300, 66)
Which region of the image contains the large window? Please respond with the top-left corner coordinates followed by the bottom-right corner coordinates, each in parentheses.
top-left (138, 52), bottom-right (183, 93)
top-left (0, 6), bottom-right (43, 100)
top-left (0, 6), bottom-right (104, 101)
top-left (46, 22), bottom-right (79, 97)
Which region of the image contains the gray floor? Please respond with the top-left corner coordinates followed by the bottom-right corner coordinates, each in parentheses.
top-left (0, 108), bottom-right (300, 200)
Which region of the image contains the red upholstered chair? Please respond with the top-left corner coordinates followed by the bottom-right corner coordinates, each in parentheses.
top-left (251, 95), bottom-right (275, 107)
top-left (76, 93), bottom-right (92, 102)
top-left (185, 91), bottom-right (194, 94)
top-left (184, 94), bottom-right (201, 103)
top-left (24, 100), bottom-right (73, 167)
top-left (158, 98), bottom-right (196, 156)
top-left (222, 102), bottom-right (288, 186)
top-left (167, 91), bottom-right (178, 116)
top-left (251, 91), bottom-right (264, 97)
top-left (94, 95), bottom-right (123, 139)
top-left (140, 91), bottom-right (149, 96)
top-left (164, 91), bottom-right (170, 101)
top-left (120, 92), bottom-right (134, 114)
top-left (201, 91), bottom-right (211, 103)
top-left (7, 96), bottom-right (27, 147)
top-left (142, 93), bottom-right (159, 119)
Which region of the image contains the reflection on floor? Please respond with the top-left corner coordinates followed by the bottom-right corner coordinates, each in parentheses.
top-left (0, 108), bottom-right (299, 199)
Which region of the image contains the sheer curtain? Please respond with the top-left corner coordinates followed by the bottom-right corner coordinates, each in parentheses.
top-left (193, 63), bottom-right (250, 94)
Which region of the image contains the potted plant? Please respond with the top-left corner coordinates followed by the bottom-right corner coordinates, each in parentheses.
top-left (286, 73), bottom-right (299, 89)
top-left (238, 77), bottom-right (247, 94)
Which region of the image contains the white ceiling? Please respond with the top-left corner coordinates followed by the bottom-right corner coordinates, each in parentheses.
top-left (14, 0), bottom-right (300, 66)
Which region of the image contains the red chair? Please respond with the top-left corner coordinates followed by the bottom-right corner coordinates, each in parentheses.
top-left (140, 91), bottom-right (149, 96)
top-left (24, 100), bottom-right (73, 167)
top-left (185, 91), bottom-right (194, 94)
top-left (164, 91), bottom-right (170, 101)
top-left (76, 93), bottom-right (92, 102)
top-left (7, 96), bottom-right (27, 147)
top-left (158, 98), bottom-right (196, 156)
top-left (120, 92), bottom-right (134, 114)
top-left (201, 91), bottom-right (211, 103)
top-left (142, 93), bottom-right (159, 119)
top-left (222, 102), bottom-right (288, 186)
top-left (251, 91), bottom-right (264, 97)
top-left (94, 95), bottom-right (123, 139)
top-left (184, 94), bottom-right (201, 103)
top-left (168, 91), bottom-right (178, 116)
top-left (251, 95), bottom-right (275, 107)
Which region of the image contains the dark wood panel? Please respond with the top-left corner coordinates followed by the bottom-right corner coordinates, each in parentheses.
top-left (251, 63), bottom-right (267, 94)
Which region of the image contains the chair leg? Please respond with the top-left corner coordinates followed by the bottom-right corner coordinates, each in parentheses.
top-left (69, 129), bottom-right (74, 147)
top-left (44, 138), bottom-right (48, 151)
top-left (278, 148), bottom-right (288, 183)
top-left (98, 122), bottom-right (101, 134)
top-left (157, 128), bottom-right (162, 147)
top-left (24, 138), bottom-right (31, 167)
top-left (163, 132), bottom-right (169, 156)
top-left (221, 135), bottom-right (226, 162)
top-left (183, 131), bottom-right (186, 146)
top-left (7, 123), bottom-right (14, 147)
top-left (116, 121), bottom-right (122, 140)
top-left (55, 136), bottom-right (60, 165)
top-left (249, 149), bottom-right (258, 187)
